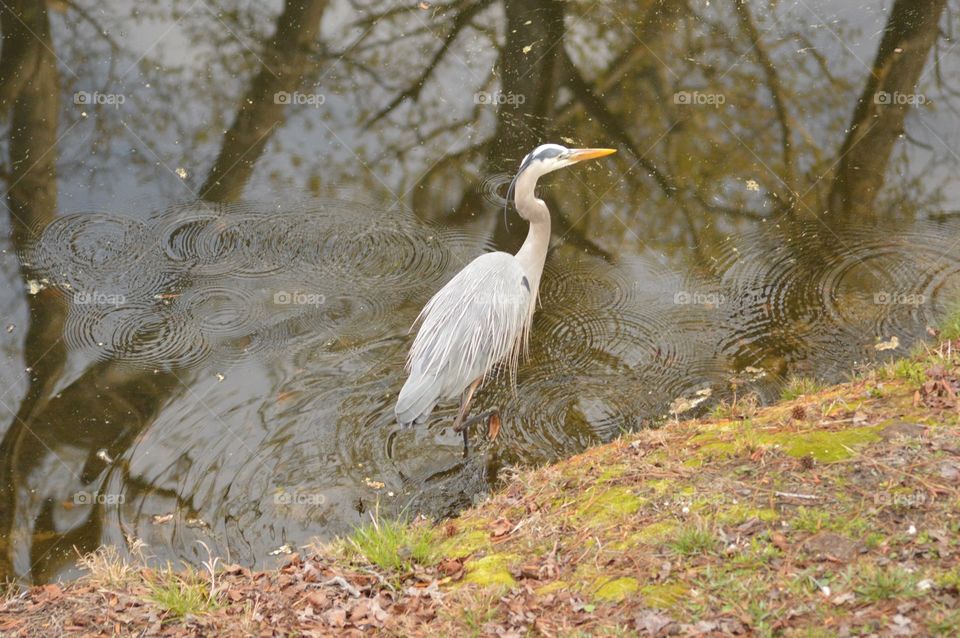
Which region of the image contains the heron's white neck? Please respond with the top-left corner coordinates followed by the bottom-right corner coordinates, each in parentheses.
top-left (513, 169), bottom-right (551, 314)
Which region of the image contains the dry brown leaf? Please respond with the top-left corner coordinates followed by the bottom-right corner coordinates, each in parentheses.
top-left (490, 517), bottom-right (513, 537)
top-left (487, 412), bottom-right (502, 440)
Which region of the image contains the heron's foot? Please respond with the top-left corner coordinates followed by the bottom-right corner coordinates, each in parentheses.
top-left (453, 408), bottom-right (501, 458)
top-left (453, 408), bottom-right (500, 433)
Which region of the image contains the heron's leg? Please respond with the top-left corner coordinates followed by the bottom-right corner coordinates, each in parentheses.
top-left (452, 379), bottom-right (481, 457)
top-left (452, 378), bottom-right (481, 433)
top-left (455, 408), bottom-right (501, 458)
top-left (459, 408), bottom-right (501, 439)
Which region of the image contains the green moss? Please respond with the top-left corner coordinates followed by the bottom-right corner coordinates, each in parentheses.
top-left (634, 520), bottom-right (680, 545)
top-left (596, 464), bottom-right (628, 483)
top-left (593, 576), bottom-right (640, 602)
top-left (645, 479), bottom-right (675, 495)
top-left (691, 439), bottom-right (737, 460)
top-left (690, 427), bottom-right (777, 463)
top-left (790, 507), bottom-right (870, 536)
top-left (437, 529), bottom-right (492, 559)
top-left (935, 566), bottom-right (960, 589)
top-left (766, 425), bottom-right (883, 462)
top-left (640, 582), bottom-right (689, 608)
top-left (575, 486), bottom-right (646, 523)
top-left (717, 504), bottom-right (779, 525)
top-left (536, 580), bottom-right (570, 595)
top-left (462, 554), bottom-right (518, 589)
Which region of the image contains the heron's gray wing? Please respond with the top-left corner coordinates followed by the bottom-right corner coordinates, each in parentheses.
top-left (395, 252), bottom-right (532, 426)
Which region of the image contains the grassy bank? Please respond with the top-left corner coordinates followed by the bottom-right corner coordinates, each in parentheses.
top-left (3, 339), bottom-right (960, 636)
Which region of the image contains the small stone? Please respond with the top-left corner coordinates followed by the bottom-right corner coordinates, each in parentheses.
top-left (802, 532), bottom-right (859, 562)
top-left (939, 462), bottom-right (959, 482)
top-left (832, 591), bottom-right (855, 605)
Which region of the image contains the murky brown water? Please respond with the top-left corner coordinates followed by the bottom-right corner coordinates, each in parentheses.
top-left (2, 0), bottom-right (960, 582)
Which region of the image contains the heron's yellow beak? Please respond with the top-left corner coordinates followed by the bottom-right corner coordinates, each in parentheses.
top-left (568, 148), bottom-right (617, 162)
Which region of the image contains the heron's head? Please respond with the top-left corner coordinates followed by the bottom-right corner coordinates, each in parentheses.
top-left (517, 144), bottom-right (617, 179)
top-left (507, 144), bottom-right (616, 221)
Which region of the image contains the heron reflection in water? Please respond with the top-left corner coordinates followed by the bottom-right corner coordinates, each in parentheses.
top-left (396, 144), bottom-right (617, 453)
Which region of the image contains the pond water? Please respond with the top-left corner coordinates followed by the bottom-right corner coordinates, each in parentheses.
top-left (1, 0), bottom-right (959, 582)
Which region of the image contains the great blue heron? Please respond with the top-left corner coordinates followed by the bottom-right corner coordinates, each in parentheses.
top-left (395, 144), bottom-right (617, 452)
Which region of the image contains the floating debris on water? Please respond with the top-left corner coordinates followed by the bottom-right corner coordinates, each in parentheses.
top-left (364, 477), bottom-right (385, 490)
top-left (875, 335), bottom-right (900, 351)
top-left (669, 388), bottom-right (713, 416)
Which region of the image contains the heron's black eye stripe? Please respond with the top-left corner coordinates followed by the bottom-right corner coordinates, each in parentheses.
top-left (520, 147), bottom-right (564, 173)
top-left (521, 276), bottom-right (530, 292)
